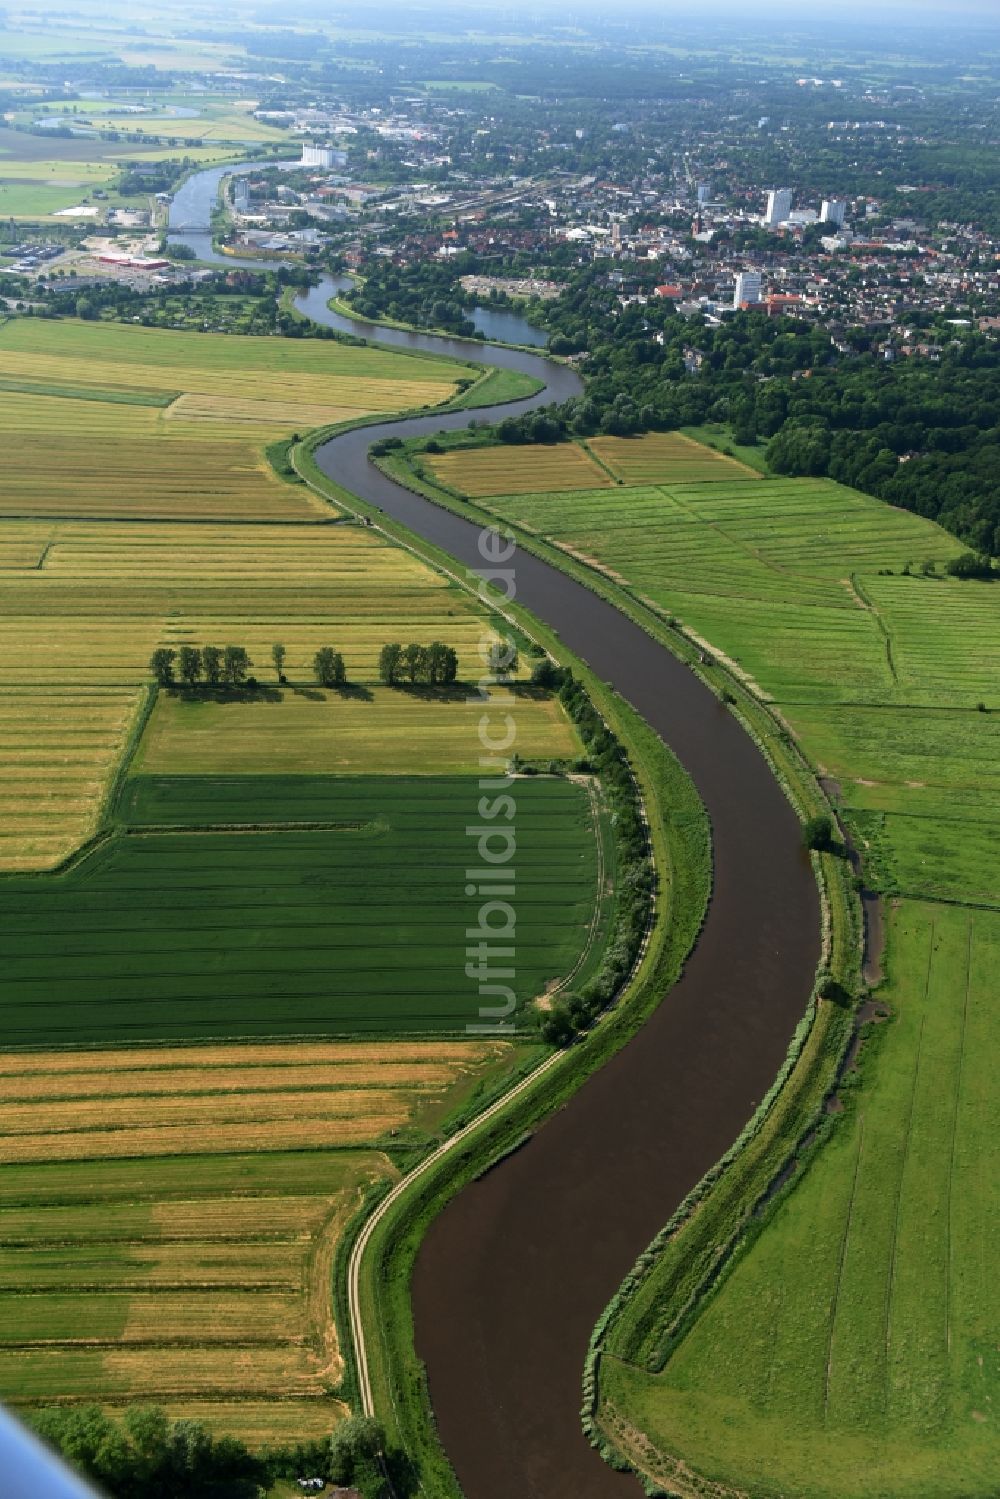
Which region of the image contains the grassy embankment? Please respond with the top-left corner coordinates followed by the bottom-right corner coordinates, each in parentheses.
top-left (399, 426), bottom-right (998, 1498)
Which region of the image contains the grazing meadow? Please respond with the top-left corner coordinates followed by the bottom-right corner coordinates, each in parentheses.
top-left (602, 902), bottom-right (999, 1499)
top-left (421, 432), bottom-right (1000, 1497)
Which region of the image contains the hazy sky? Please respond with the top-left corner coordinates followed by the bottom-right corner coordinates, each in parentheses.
top-left (640, 0), bottom-right (1000, 16)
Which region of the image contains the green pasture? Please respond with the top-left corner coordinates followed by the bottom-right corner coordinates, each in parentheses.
top-left (602, 901), bottom-right (1000, 1499)
top-left (0, 774), bottom-right (601, 1046)
top-left (420, 441), bottom-right (1000, 1494)
top-left (471, 474), bottom-right (1000, 904)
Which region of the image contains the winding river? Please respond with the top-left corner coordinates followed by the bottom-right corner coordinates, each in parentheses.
top-left (170, 163), bottom-right (819, 1492)
top-left (293, 276), bottom-right (821, 1498)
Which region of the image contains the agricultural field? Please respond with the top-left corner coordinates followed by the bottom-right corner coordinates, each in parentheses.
top-left (0, 517), bottom-right (523, 868)
top-left (0, 122), bottom-right (246, 218)
top-left (424, 440), bottom-right (1000, 1495)
top-left (602, 902), bottom-right (1000, 1499)
top-left (17, 94), bottom-right (292, 145)
top-left (0, 521), bottom-right (525, 691)
top-left (0, 25), bottom-right (244, 72)
top-left (0, 317), bottom-right (462, 521)
top-left (0, 1038), bottom-right (519, 1443)
top-left (0, 687), bottom-right (144, 873)
top-left (0, 771), bottom-right (604, 1046)
top-left (587, 431), bottom-right (760, 484)
top-left (0, 313), bottom-right (486, 869)
top-left (0, 317), bottom-right (462, 399)
top-left (476, 475), bottom-right (972, 703)
top-left (426, 440), bottom-right (612, 495)
top-left (134, 684), bottom-right (581, 775)
top-left (0, 303), bottom-right (611, 1455)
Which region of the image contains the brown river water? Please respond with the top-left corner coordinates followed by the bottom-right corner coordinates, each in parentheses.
top-left (299, 278), bottom-right (821, 1499)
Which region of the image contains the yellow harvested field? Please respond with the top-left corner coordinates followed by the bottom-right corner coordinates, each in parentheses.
top-left (0, 1040), bottom-right (508, 1163)
top-left (0, 1040), bottom-right (516, 1443)
top-left (0, 523), bottom-right (508, 691)
top-left (151, 1399), bottom-right (347, 1446)
top-left (0, 688), bottom-right (144, 871)
top-left (0, 392), bottom-right (328, 521)
top-left (0, 314), bottom-right (460, 523)
top-left (2, 1087), bottom-right (423, 1137)
top-left (0, 1061), bottom-right (464, 1100)
top-left (428, 441), bottom-right (612, 496)
top-left (1, 1116), bottom-right (409, 1164)
top-left (135, 683), bottom-right (580, 775)
top-left (99, 1346), bottom-right (341, 1397)
top-left (0, 351), bottom-right (454, 409)
top-left (587, 431), bottom-right (761, 484)
top-left (121, 1291), bottom-right (301, 1343)
top-left (0, 316), bottom-right (460, 408)
top-left (0, 433), bottom-right (327, 522)
top-left (165, 392), bottom-right (370, 427)
top-left (0, 1038), bottom-right (498, 1072)
top-left (0, 519), bottom-right (514, 865)
top-left (0, 1345), bottom-right (342, 1400)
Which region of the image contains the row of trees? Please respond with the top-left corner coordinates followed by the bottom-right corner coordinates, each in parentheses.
top-left (29, 1404), bottom-right (389, 1499)
top-left (149, 643), bottom-right (348, 690)
top-left (150, 640), bottom-right (501, 691)
top-left (378, 640), bottom-right (461, 686)
top-left (150, 645), bottom-right (251, 689)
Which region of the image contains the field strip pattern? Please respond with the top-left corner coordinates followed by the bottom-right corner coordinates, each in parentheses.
top-left (0, 1040), bottom-right (512, 1443)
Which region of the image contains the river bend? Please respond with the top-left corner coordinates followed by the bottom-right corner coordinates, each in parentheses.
top-left (291, 277), bottom-right (821, 1498)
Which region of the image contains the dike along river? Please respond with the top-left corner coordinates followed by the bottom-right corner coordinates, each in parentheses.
top-left (296, 276), bottom-right (822, 1497)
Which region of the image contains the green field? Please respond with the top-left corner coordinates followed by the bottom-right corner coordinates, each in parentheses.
top-left (602, 901), bottom-right (999, 1499)
top-left (418, 441), bottom-right (1000, 1496)
top-left (1, 772), bottom-right (603, 1046)
top-left (0, 113), bottom-right (250, 217)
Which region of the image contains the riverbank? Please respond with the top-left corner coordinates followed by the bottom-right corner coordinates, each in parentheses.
top-left (282, 284), bottom-right (830, 1496)
top-left (374, 439), bottom-right (861, 1491)
top-left (293, 425), bottom-right (713, 1491)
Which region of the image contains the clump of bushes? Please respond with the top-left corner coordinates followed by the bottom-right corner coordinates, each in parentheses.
top-left (541, 672), bottom-right (654, 1046)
